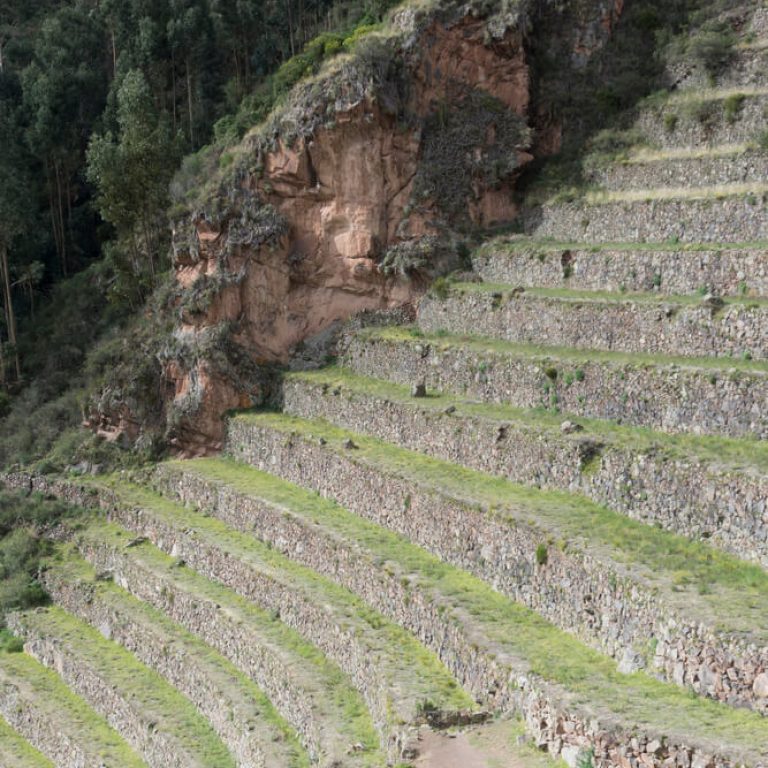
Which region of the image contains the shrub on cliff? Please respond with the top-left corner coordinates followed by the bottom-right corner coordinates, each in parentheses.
top-left (0, 491), bottom-right (73, 622)
top-left (687, 26), bottom-right (736, 76)
top-left (412, 89), bottom-right (531, 222)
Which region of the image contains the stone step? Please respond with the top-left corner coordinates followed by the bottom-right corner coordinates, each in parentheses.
top-left (419, 284), bottom-right (768, 361)
top-left (633, 88), bottom-right (768, 149)
top-left (0, 715), bottom-right (56, 768)
top-left (471, 237), bottom-right (768, 297)
top-left (226, 412), bottom-right (768, 715)
top-left (69, 516), bottom-right (382, 767)
top-left (593, 148), bottom-right (768, 192)
top-left (147, 454), bottom-right (768, 768)
top-left (281, 368), bottom-right (768, 567)
top-left (524, 188), bottom-right (768, 243)
top-left (0, 648), bottom-right (146, 768)
top-left (7, 607), bottom-right (236, 768)
top-left (339, 327), bottom-right (768, 439)
top-left (72, 478), bottom-right (473, 758)
top-left (41, 552), bottom-right (310, 768)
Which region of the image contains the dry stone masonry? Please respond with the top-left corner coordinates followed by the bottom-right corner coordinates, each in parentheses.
top-left (7, 2), bottom-right (768, 767)
top-left (472, 243), bottom-right (768, 297)
top-left (340, 329), bottom-right (768, 439)
top-left (282, 374), bottom-right (768, 567)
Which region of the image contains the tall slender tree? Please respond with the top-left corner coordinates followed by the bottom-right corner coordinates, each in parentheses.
top-left (87, 69), bottom-right (180, 302)
top-left (0, 104), bottom-right (33, 383)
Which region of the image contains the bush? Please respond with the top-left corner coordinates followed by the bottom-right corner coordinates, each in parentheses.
top-left (723, 93), bottom-right (746, 124)
top-left (0, 492), bottom-right (74, 622)
top-left (687, 27), bottom-right (735, 75)
top-left (429, 277), bottom-right (451, 300)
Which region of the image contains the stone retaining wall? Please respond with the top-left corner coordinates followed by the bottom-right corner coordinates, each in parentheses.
top-left (668, 48), bottom-right (768, 95)
top-left (0, 474), bottom-right (419, 761)
top-left (226, 420), bottom-right (768, 715)
top-left (634, 94), bottom-right (768, 150)
top-left (0, 669), bottom-right (97, 768)
top-left (473, 245), bottom-right (768, 297)
top-left (340, 332), bottom-right (768, 439)
top-left (596, 153), bottom-right (768, 192)
top-left (1, 472), bottom-right (762, 768)
top-left (40, 567), bottom-right (285, 768)
top-left (525, 196), bottom-right (768, 243)
top-left (150, 463), bottom-right (518, 714)
top-left (0, 474), bottom-right (371, 767)
top-left (419, 290), bottom-right (768, 361)
top-left (7, 611), bottom-right (194, 768)
top-left (282, 377), bottom-right (768, 567)
top-left (99, 498), bottom-right (417, 757)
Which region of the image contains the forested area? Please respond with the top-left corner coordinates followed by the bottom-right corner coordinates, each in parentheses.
top-left (0, 0), bottom-right (387, 468)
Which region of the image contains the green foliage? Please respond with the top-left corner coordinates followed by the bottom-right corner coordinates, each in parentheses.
top-left (576, 747), bottom-right (595, 768)
top-left (380, 237), bottom-right (439, 278)
top-left (723, 93), bottom-right (746, 124)
top-left (535, 543), bottom-right (548, 566)
top-left (687, 25), bottom-right (736, 75)
top-left (87, 70), bottom-right (182, 301)
top-left (0, 491), bottom-right (73, 621)
top-left (664, 112), bottom-right (679, 132)
top-left (430, 277), bottom-right (451, 300)
top-left (412, 90), bottom-right (530, 221)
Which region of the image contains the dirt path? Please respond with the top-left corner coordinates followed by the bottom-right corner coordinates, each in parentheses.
top-left (412, 721), bottom-right (546, 768)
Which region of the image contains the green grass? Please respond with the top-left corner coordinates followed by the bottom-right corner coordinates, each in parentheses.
top-left (0, 651), bottom-right (146, 767)
top-left (44, 550), bottom-right (310, 768)
top-left (622, 143), bottom-right (755, 163)
top-left (79, 479), bottom-right (472, 715)
top-left (361, 325), bottom-right (768, 374)
top-left (71, 516), bottom-right (383, 763)
top-left (660, 84), bottom-right (768, 105)
top-left (582, 182), bottom-right (768, 205)
top-left (15, 605), bottom-right (237, 767)
top-left (165, 453), bottom-right (768, 760)
top-left (286, 366), bottom-right (768, 475)
top-left (475, 237), bottom-right (768, 255)
top-left (0, 716), bottom-right (55, 768)
top-left (233, 411), bottom-right (768, 641)
top-left (448, 282), bottom-right (768, 307)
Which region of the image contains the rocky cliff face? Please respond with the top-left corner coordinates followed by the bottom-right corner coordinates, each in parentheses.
top-left (97, 0), bottom-right (623, 454)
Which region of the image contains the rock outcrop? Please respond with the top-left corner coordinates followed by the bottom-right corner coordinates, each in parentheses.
top-left (95, 0), bottom-right (623, 454)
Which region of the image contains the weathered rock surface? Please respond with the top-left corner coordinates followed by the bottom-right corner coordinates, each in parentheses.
top-left (90, 0), bottom-right (622, 454)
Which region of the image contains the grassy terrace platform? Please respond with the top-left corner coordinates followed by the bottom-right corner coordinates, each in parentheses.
top-left (475, 237), bottom-right (768, 254)
top-left (232, 411), bottom-right (768, 643)
top-left (0, 649), bottom-right (146, 767)
top-left (43, 551), bottom-right (310, 768)
top-left (356, 325), bottom-right (768, 374)
top-left (621, 144), bottom-right (757, 163)
top-left (447, 282), bottom-right (768, 308)
top-left (285, 367), bottom-right (768, 476)
top-left (0, 717), bottom-right (55, 768)
top-left (580, 182), bottom-right (768, 204)
top-left (420, 285), bottom-right (768, 362)
top-left (11, 606), bottom-right (236, 768)
top-left (71, 516), bottom-right (383, 766)
top-left (656, 84), bottom-right (768, 104)
top-left (80, 480), bottom-right (473, 722)
top-left (157, 452), bottom-right (768, 764)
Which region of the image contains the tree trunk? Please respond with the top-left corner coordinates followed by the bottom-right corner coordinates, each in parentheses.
top-left (171, 50), bottom-right (178, 135)
top-left (0, 245), bottom-right (20, 381)
top-left (54, 160), bottom-right (68, 276)
top-left (186, 60), bottom-right (195, 147)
